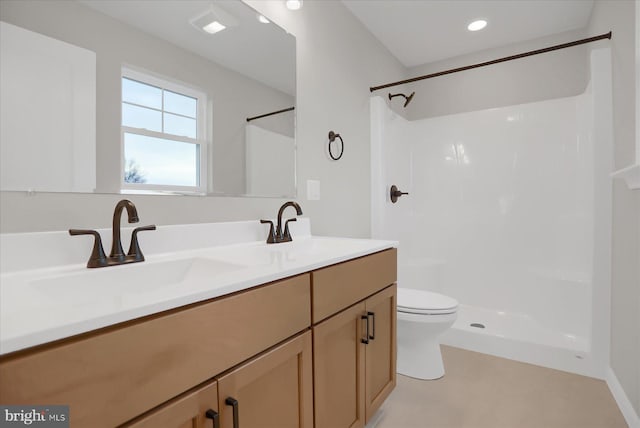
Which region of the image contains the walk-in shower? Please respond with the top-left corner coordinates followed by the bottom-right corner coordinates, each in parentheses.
top-left (371, 49), bottom-right (612, 378)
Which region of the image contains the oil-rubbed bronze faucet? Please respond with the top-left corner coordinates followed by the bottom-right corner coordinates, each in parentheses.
top-left (260, 201), bottom-right (303, 244)
top-left (69, 199), bottom-right (156, 268)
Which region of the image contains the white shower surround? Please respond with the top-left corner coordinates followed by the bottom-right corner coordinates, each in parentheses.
top-left (371, 49), bottom-right (612, 378)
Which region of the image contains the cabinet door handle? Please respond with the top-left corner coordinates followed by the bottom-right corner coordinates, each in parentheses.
top-left (205, 409), bottom-right (220, 428)
top-left (225, 397), bottom-right (239, 428)
top-left (367, 311), bottom-right (376, 340)
top-left (361, 315), bottom-right (370, 344)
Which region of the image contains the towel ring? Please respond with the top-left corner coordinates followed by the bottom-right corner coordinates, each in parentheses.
top-left (328, 131), bottom-right (344, 161)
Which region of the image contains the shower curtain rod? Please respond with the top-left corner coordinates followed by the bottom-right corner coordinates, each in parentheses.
top-left (369, 31), bottom-right (612, 92)
top-left (246, 106), bottom-right (295, 122)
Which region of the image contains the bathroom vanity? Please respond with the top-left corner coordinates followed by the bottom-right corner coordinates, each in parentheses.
top-left (0, 220), bottom-right (397, 428)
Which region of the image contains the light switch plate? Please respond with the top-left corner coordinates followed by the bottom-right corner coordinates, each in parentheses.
top-left (307, 180), bottom-right (320, 200)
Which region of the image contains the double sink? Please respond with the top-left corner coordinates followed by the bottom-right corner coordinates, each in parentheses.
top-left (0, 223), bottom-right (396, 355)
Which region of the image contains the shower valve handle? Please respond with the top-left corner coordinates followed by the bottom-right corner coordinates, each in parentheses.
top-left (390, 185), bottom-right (409, 203)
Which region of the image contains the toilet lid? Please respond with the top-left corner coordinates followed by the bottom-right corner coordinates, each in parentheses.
top-left (397, 288), bottom-right (458, 314)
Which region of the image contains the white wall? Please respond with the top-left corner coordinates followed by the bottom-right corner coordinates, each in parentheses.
top-left (245, 124), bottom-right (295, 196)
top-left (403, 29), bottom-right (591, 120)
top-left (0, 0), bottom-right (406, 234)
top-left (0, 22), bottom-right (96, 193)
top-left (588, 0), bottom-right (640, 419)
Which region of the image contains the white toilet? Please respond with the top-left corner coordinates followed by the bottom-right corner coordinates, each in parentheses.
top-left (397, 287), bottom-right (459, 380)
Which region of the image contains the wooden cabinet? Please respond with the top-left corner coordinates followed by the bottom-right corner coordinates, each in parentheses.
top-left (364, 285), bottom-right (396, 422)
top-left (127, 331), bottom-right (313, 428)
top-left (0, 248), bottom-right (396, 428)
top-left (313, 302), bottom-right (367, 428)
top-left (217, 331), bottom-right (313, 428)
top-left (312, 249), bottom-right (398, 428)
top-left (124, 381), bottom-right (219, 428)
top-left (312, 249), bottom-right (397, 324)
top-left (313, 286), bottom-right (397, 428)
top-left (0, 274), bottom-right (311, 427)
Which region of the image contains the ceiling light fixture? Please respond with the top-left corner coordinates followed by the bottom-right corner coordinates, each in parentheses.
top-left (286, 0), bottom-right (303, 11)
top-left (190, 6), bottom-right (238, 35)
top-left (467, 19), bottom-right (487, 32)
top-left (203, 21), bottom-right (226, 34)
top-left (258, 14), bottom-right (270, 24)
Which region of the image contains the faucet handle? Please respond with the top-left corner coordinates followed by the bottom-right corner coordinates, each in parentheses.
top-left (260, 220), bottom-right (277, 244)
top-left (127, 225), bottom-right (156, 262)
top-left (282, 218), bottom-right (297, 242)
top-left (69, 229), bottom-right (108, 268)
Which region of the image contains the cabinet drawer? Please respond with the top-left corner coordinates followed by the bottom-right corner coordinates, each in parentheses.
top-left (0, 274), bottom-right (311, 428)
top-left (312, 249), bottom-right (397, 323)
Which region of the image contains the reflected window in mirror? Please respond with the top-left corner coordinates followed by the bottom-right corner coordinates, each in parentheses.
top-left (121, 67), bottom-right (208, 194)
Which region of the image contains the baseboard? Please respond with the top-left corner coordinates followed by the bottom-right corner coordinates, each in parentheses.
top-left (606, 366), bottom-right (640, 428)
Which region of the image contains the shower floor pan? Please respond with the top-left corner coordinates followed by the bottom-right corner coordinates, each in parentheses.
top-left (440, 304), bottom-right (600, 378)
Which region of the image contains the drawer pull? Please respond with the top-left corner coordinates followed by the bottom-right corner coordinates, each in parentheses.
top-left (205, 409), bottom-right (220, 428)
top-left (225, 397), bottom-right (239, 428)
top-left (361, 315), bottom-right (370, 344)
top-left (368, 311), bottom-right (376, 340)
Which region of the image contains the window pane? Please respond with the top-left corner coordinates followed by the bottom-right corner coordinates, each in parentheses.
top-left (124, 133), bottom-right (199, 187)
top-left (122, 78), bottom-right (162, 109)
top-left (164, 90), bottom-right (196, 118)
top-left (122, 103), bottom-right (162, 132)
top-left (164, 112), bottom-right (197, 139)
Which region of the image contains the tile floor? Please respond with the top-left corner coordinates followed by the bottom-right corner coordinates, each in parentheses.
top-left (374, 346), bottom-right (627, 428)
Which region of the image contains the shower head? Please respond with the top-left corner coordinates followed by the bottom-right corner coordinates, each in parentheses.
top-left (388, 91), bottom-right (415, 108)
top-left (404, 91), bottom-right (415, 107)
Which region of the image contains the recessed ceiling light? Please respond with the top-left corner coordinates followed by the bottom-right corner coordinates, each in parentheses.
top-left (203, 20), bottom-right (226, 34)
top-left (286, 0), bottom-right (303, 11)
top-left (467, 19), bottom-right (487, 32)
top-left (190, 6), bottom-right (238, 35)
top-left (258, 14), bottom-right (270, 24)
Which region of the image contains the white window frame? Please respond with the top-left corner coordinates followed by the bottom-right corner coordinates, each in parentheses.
top-left (121, 67), bottom-right (207, 194)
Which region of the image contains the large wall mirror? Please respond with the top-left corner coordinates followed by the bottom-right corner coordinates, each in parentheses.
top-left (0, 0), bottom-right (296, 197)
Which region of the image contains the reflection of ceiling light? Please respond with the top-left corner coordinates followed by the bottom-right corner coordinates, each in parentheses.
top-left (467, 19), bottom-right (487, 31)
top-left (203, 21), bottom-right (226, 34)
top-left (258, 14), bottom-right (270, 24)
top-left (190, 6), bottom-right (238, 35)
top-left (286, 0), bottom-right (303, 11)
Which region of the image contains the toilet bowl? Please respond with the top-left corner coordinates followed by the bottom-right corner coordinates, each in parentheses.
top-left (397, 287), bottom-right (458, 380)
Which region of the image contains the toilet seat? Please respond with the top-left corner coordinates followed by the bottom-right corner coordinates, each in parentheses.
top-left (397, 288), bottom-right (458, 315)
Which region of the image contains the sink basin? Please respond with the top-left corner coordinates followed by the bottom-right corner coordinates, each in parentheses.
top-left (2, 257), bottom-right (247, 315)
top-left (200, 237), bottom-right (393, 269)
top-left (35, 257), bottom-right (244, 295)
top-left (264, 237), bottom-right (380, 259)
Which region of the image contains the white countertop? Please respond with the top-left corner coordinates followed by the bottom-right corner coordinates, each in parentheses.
top-left (1, 224), bottom-right (396, 355)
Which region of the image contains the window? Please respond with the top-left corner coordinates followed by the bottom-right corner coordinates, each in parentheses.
top-left (121, 68), bottom-right (207, 193)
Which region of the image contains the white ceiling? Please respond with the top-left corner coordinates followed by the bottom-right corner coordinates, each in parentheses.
top-left (342, 0), bottom-right (595, 68)
top-left (79, 0), bottom-right (295, 95)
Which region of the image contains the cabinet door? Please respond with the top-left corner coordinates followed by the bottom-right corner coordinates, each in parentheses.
top-left (124, 380), bottom-right (219, 428)
top-left (313, 302), bottom-right (367, 428)
top-left (217, 331), bottom-right (313, 428)
top-left (364, 284), bottom-right (397, 421)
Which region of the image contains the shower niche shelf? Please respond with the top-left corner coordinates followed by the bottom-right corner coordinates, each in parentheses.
top-left (611, 163), bottom-right (640, 190)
